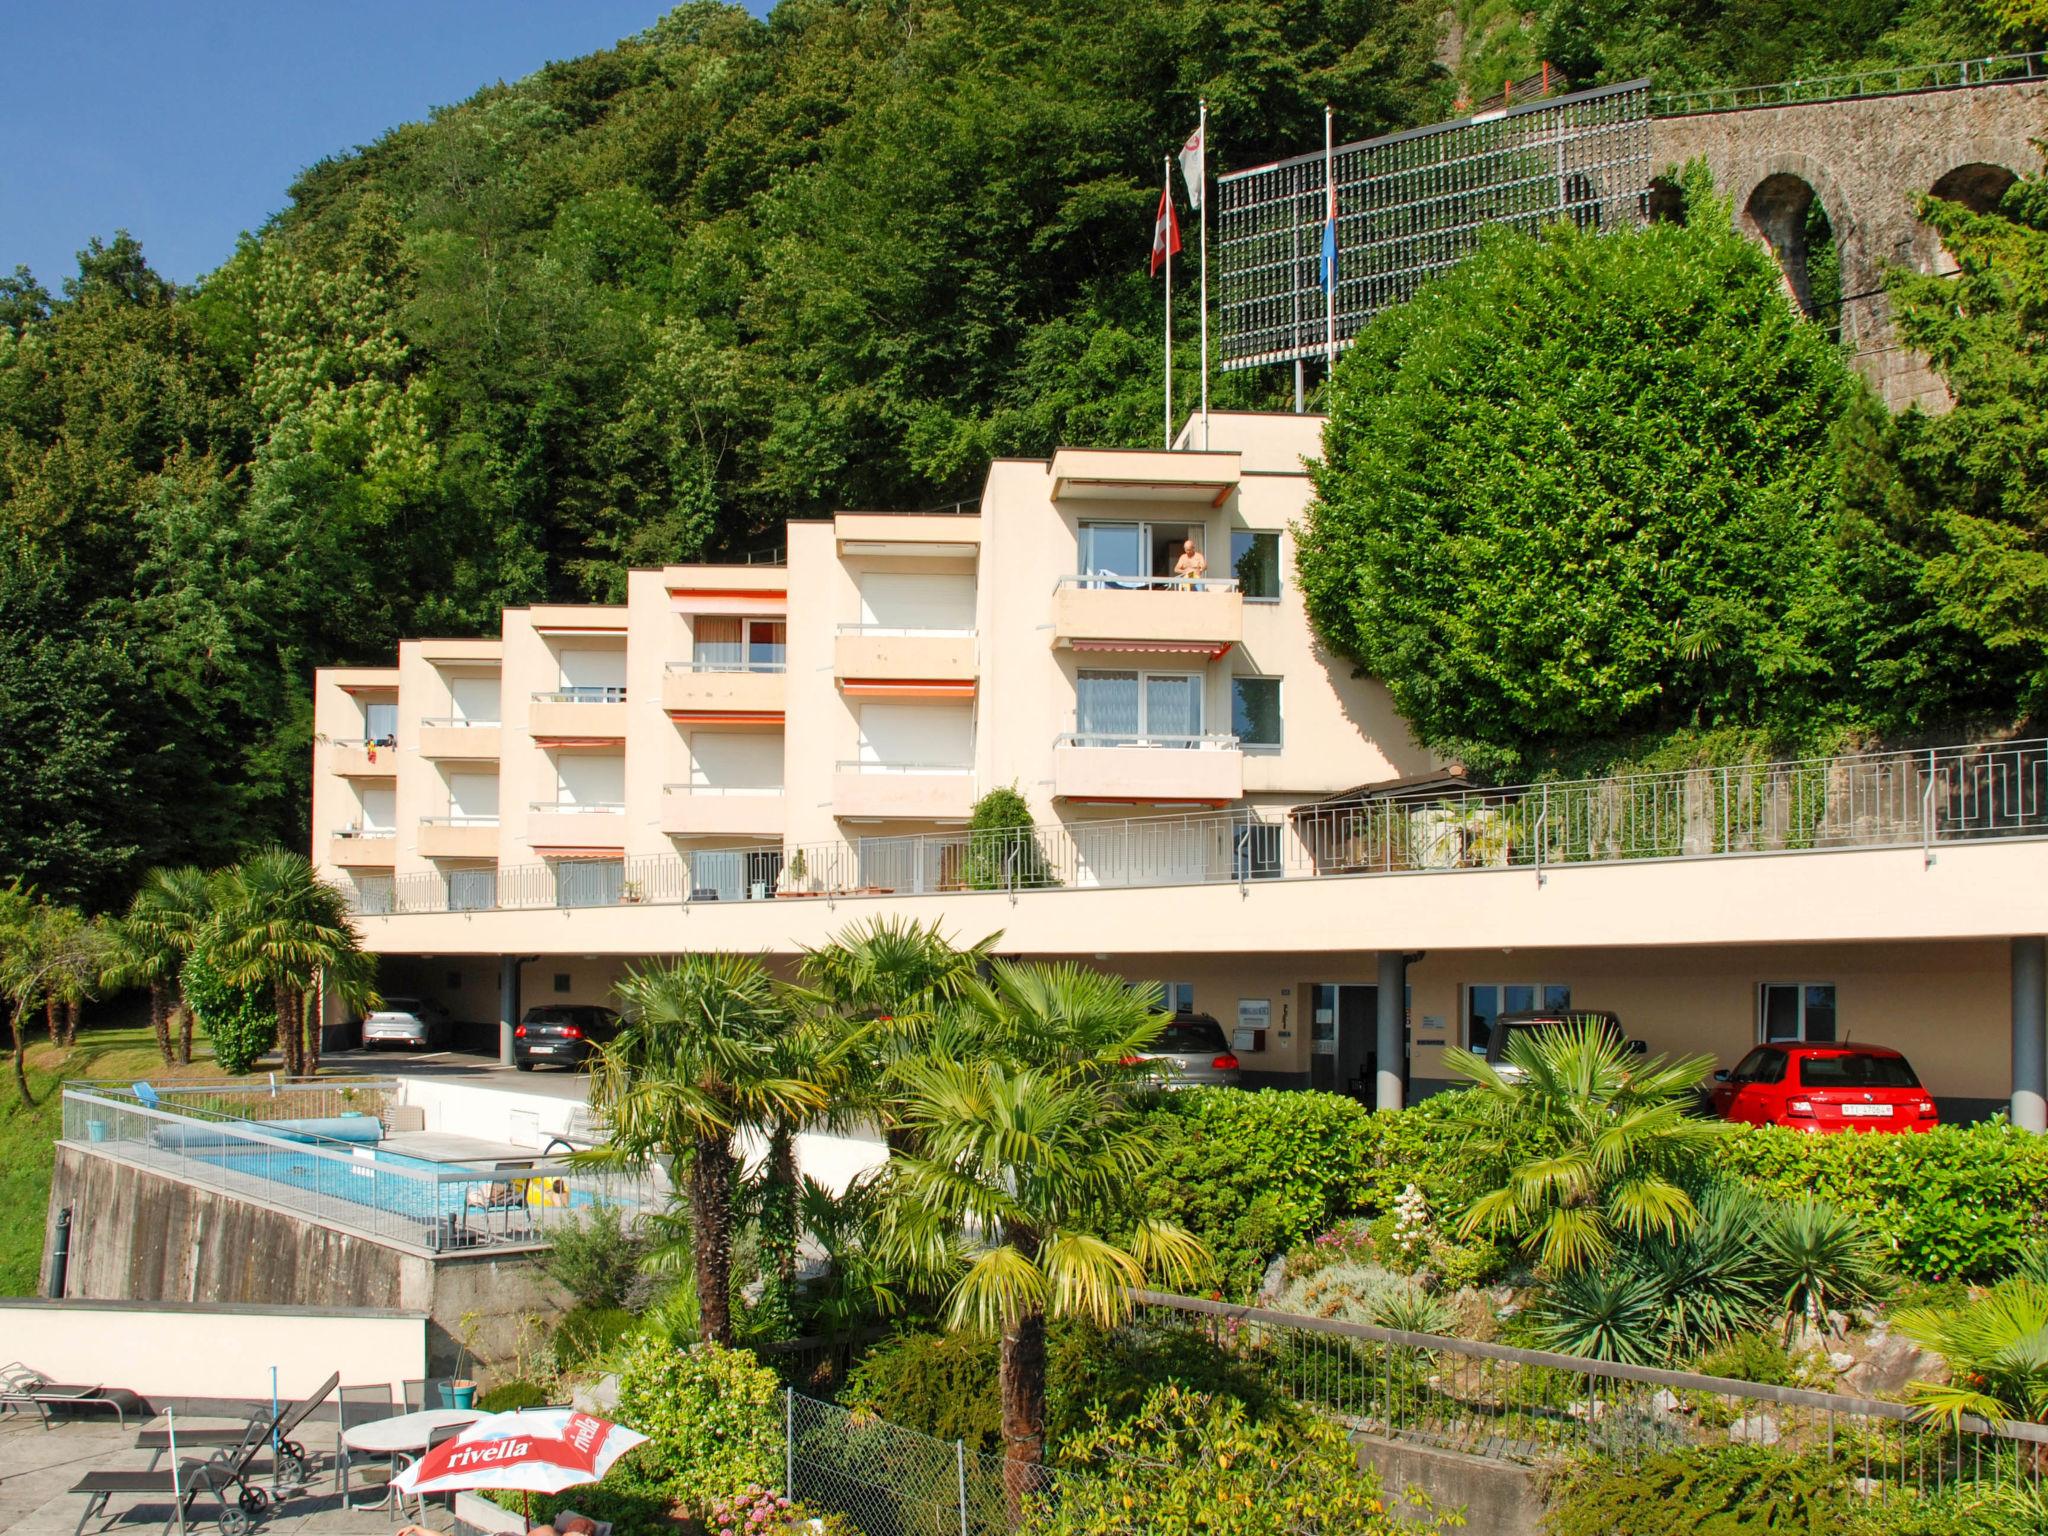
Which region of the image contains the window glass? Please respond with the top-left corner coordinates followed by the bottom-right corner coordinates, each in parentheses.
top-left (1231, 531), bottom-right (1281, 599)
top-left (1144, 674), bottom-right (1200, 741)
top-left (1543, 984), bottom-right (1573, 1009)
top-left (1153, 1017), bottom-right (1229, 1054)
top-left (1077, 671), bottom-right (1139, 739)
top-left (1233, 823), bottom-right (1282, 880)
top-left (1503, 984), bottom-right (1536, 1013)
top-left (1079, 523), bottom-right (1143, 580)
top-left (694, 617), bottom-right (743, 671)
top-left (1799, 1051), bottom-right (1917, 1089)
top-left (1148, 982), bottom-right (1195, 1014)
top-left (1466, 984), bottom-right (1501, 1052)
top-left (1761, 984), bottom-right (1802, 1042)
top-left (747, 620), bottom-right (787, 670)
top-left (1730, 1047), bottom-right (1772, 1084)
top-left (364, 700), bottom-right (398, 743)
top-left (1803, 985), bottom-right (1838, 1043)
top-left (1755, 1050), bottom-right (1788, 1084)
top-left (1151, 524), bottom-right (1204, 580)
top-left (1232, 677), bottom-right (1282, 749)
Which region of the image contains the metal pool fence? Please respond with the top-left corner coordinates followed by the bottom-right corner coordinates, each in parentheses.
top-left (354, 737), bottom-right (2048, 916)
top-left (61, 1081), bottom-right (657, 1254)
top-left (1132, 1291), bottom-right (2048, 1502)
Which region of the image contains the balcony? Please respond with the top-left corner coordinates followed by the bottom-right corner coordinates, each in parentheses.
top-left (831, 762), bottom-right (976, 822)
top-left (418, 816), bottom-right (501, 859)
top-left (530, 688), bottom-right (627, 742)
top-left (661, 785), bottom-right (787, 839)
top-left (662, 663), bottom-right (785, 724)
top-left (1051, 577), bottom-right (1241, 658)
top-left (417, 718), bottom-right (501, 760)
top-left (328, 828), bottom-right (396, 867)
top-left (329, 740), bottom-right (398, 777)
top-left (1053, 733), bottom-right (1244, 805)
top-left (527, 802), bottom-right (627, 852)
top-left (834, 626), bottom-right (977, 694)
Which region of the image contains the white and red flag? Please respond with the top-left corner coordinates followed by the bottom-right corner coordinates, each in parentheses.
top-left (1178, 121), bottom-right (1204, 211)
top-left (1149, 183), bottom-right (1181, 276)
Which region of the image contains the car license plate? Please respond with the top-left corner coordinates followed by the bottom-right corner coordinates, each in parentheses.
top-left (530, 1044), bottom-right (557, 1054)
top-left (1841, 1103), bottom-right (1893, 1117)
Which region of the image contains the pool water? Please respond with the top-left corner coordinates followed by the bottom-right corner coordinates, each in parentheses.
top-left (188, 1142), bottom-right (603, 1227)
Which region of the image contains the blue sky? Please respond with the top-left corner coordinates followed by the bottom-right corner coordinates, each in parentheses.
top-left (2, 2), bottom-right (773, 289)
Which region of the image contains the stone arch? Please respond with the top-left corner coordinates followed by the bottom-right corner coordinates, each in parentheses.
top-left (1742, 170), bottom-right (1844, 323)
top-left (1922, 158), bottom-right (2026, 274)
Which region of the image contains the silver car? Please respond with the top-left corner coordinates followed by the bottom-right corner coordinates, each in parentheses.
top-left (1136, 1013), bottom-right (1242, 1089)
top-left (361, 996), bottom-right (453, 1050)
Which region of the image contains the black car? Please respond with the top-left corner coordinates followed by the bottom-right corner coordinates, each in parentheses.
top-left (513, 1004), bottom-right (622, 1070)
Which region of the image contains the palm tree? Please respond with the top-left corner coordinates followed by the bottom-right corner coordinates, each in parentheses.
top-left (873, 1052), bottom-right (1207, 1513)
top-left (1898, 1277), bottom-right (2048, 1427)
top-left (208, 849), bottom-right (375, 1076)
top-left (117, 866), bottom-right (211, 1065)
top-left (1440, 1017), bottom-right (1722, 1273)
top-left (590, 953), bottom-right (826, 1346)
top-left (964, 960), bottom-right (1171, 1076)
top-left (750, 1009), bottom-right (855, 1339)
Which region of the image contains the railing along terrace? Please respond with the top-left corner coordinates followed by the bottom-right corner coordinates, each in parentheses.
top-left (417, 716), bottom-right (501, 728)
top-left (1055, 573), bottom-right (1240, 592)
top-left (531, 686), bottom-right (627, 703)
top-left (1056, 731), bottom-right (1241, 751)
top-left (61, 1081), bottom-right (654, 1254)
top-left (1133, 1291), bottom-right (2048, 1503)
top-left (667, 658), bottom-right (788, 673)
top-left (1654, 49), bottom-right (2048, 115)
top-left (352, 738), bottom-right (2047, 916)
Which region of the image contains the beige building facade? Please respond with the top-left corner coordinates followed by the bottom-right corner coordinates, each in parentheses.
top-left (313, 413), bottom-right (2048, 1121)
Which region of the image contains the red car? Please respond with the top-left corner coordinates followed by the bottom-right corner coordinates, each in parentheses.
top-left (1709, 1042), bottom-right (1938, 1133)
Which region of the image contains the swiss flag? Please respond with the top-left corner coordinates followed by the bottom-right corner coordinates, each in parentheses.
top-left (1149, 184), bottom-right (1181, 276)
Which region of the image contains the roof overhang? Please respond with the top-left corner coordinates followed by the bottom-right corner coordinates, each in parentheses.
top-left (667, 588), bottom-right (789, 616)
top-left (1049, 448), bottom-right (1240, 504)
top-left (533, 736), bottom-right (626, 750)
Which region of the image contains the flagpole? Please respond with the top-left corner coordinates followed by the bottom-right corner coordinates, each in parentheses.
top-left (1198, 99), bottom-right (1209, 451)
top-left (1164, 156), bottom-right (1174, 451)
top-left (1324, 106), bottom-right (1336, 377)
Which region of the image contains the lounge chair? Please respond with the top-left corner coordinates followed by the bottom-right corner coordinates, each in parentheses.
top-left (0, 1362), bottom-right (148, 1428)
top-left (133, 1371), bottom-right (337, 1489)
top-left (69, 1438), bottom-right (270, 1536)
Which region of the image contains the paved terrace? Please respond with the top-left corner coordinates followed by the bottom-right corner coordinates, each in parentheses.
top-left (0, 1417), bottom-right (470, 1536)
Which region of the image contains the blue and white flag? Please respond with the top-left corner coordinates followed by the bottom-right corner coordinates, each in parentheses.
top-left (1320, 181), bottom-right (1338, 294)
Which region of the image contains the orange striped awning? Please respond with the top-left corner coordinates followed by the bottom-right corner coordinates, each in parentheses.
top-left (837, 679), bottom-right (977, 699)
top-left (533, 736), bottom-right (625, 749)
top-left (668, 588), bottom-right (789, 616)
top-left (1068, 640), bottom-right (1233, 659)
top-left (532, 848), bottom-right (625, 860)
top-left (667, 710), bottom-right (785, 728)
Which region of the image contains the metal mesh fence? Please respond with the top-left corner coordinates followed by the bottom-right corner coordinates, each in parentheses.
top-left (786, 1391), bottom-right (1062, 1536)
top-left (1132, 1292), bottom-right (2048, 1503)
top-left (1214, 79), bottom-right (1652, 370)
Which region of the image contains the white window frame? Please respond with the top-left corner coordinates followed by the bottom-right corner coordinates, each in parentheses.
top-left (1231, 674), bottom-right (1282, 752)
top-left (1077, 520), bottom-right (1207, 583)
top-left (1462, 981), bottom-right (1573, 1052)
top-left (1075, 668), bottom-right (1205, 745)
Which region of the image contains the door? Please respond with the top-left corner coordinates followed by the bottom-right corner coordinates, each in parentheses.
top-left (1310, 984), bottom-right (1376, 1096)
top-left (1079, 523), bottom-right (1144, 584)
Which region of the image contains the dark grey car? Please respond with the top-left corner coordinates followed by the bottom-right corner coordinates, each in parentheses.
top-left (514, 1004), bottom-right (622, 1071)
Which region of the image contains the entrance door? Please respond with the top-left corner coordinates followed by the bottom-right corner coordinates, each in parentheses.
top-left (1309, 984), bottom-right (1377, 1096)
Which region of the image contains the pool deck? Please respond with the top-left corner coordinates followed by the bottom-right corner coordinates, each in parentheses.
top-left (379, 1131), bottom-right (535, 1166)
top-left (0, 1415), bottom-right (473, 1536)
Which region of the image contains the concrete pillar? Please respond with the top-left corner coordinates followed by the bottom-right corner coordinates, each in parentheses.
top-left (1376, 951), bottom-right (1406, 1113)
top-left (2014, 937), bottom-right (2047, 1133)
top-left (498, 957), bottom-right (522, 1068)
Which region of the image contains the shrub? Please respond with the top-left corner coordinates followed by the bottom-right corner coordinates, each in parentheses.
top-left (179, 943), bottom-right (272, 1074)
top-left (963, 783), bottom-right (1058, 889)
top-left (1710, 1123), bottom-right (2048, 1282)
top-left (841, 1329), bottom-right (1004, 1453)
top-left (553, 1303), bottom-right (636, 1369)
top-left (476, 1378), bottom-right (550, 1412)
top-left (1545, 1447), bottom-right (1856, 1535)
top-left (610, 1337), bottom-right (781, 1516)
top-left (540, 1205), bottom-right (647, 1309)
top-left (1028, 1385), bottom-right (1451, 1535)
top-left (1693, 1332), bottom-right (1797, 1388)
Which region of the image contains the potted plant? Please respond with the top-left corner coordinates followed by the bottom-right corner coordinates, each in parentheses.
top-left (777, 849), bottom-right (814, 897)
top-left (620, 879), bottom-right (646, 905)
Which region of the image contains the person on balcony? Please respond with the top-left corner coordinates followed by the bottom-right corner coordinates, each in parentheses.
top-left (1173, 537), bottom-right (1207, 587)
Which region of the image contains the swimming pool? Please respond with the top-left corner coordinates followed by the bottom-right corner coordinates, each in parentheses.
top-left (190, 1143), bottom-right (482, 1221)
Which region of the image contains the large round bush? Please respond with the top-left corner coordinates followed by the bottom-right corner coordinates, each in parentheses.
top-left (610, 1336), bottom-right (781, 1515)
top-left (179, 943), bottom-right (272, 1073)
top-left (1296, 172), bottom-right (1868, 777)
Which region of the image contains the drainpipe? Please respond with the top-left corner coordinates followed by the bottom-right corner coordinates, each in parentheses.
top-left (2013, 937), bottom-right (2046, 1133)
top-left (46, 1206), bottom-right (71, 1298)
top-left (499, 956), bottom-right (537, 1068)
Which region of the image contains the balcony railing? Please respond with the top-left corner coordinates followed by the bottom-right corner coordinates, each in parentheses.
top-left (532, 687), bottom-right (627, 703)
top-left (667, 658), bottom-right (788, 674)
top-left (342, 737), bottom-right (2048, 915)
top-left (333, 825), bottom-right (397, 839)
top-left (1056, 732), bottom-right (1240, 750)
top-left (662, 783), bottom-right (783, 796)
top-left (527, 801), bottom-right (625, 814)
top-left (420, 814), bottom-right (501, 826)
top-left (418, 716), bottom-right (501, 728)
top-left (834, 760), bottom-right (974, 775)
top-left (1056, 574), bottom-right (1239, 593)
top-left (835, 623), bottom-right (977, 637)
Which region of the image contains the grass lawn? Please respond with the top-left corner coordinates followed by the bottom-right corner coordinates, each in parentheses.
top-left (0, 1019), bottom-right (306, 1295)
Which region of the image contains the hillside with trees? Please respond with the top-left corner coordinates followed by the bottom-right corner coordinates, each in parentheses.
top-left (1, 0), bottom-right (2039, 905)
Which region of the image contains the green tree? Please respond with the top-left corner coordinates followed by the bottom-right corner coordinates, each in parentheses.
top-left (872, 1049), bottom-right (1207, 1508)
top-left (206, 848), bottom-right (375, 1076)
top-left (1296, 172), bottom-right (1873, 777)
top-left (591, 953), bottom-right (825, 1346)
top-left (1441, 1017), bottom-right (1721, 1272)
top-left (0, 884), bottom-right (39, 1103)
top-left (113, 866), bottom-right (212, 1066)
top-left (964, 784), bottom-right (1058, 890)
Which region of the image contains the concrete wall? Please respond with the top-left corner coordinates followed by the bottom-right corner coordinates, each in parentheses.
top-left (0, 1297), bottom-right (426, 1402)
top-left (44, 1147), bottom-right (566, 1380)
top-left (1355, 1434), bottom-right (1544, 1536)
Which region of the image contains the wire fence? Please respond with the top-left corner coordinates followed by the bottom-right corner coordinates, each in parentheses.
top-left (787, 1390), bottom-right (1063, 1536)
top-left (1131, 1291), bottom-right (2048, 1503)
top-left (350, 737), bottom-right (2048, 916)
top-left (1654, 49), bottom-right (2048, 115)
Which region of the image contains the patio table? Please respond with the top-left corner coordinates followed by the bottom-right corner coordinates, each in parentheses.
top-left (342, 1407), bottom-right (479, 1512)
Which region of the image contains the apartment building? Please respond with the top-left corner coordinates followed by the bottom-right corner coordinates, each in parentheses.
top-left (314, 413), bottom-right (2048, 1122)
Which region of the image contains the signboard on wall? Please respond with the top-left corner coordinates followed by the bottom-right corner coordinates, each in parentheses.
top-left (1236, 998), bottom-right (1272, 1054)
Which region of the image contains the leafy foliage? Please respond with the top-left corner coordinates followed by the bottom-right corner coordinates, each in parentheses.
top-left (964, 784), bottom-right (1058, 890)
top-left (609, 1336), bottom-right (782, 1516)
top-left (178, 942), bottom-right (273, 1075)
top-left (1026, 1385), bottom-right (1451, 1536)
top-left (1545, 1447), bottom-right (1862, 1536)
top-left (1897, 1276), bottom-right (2048, 1426)
top-left (1298, 172), bottom-right (1884, 778)
top-left (475, 1378), bottom-right (550, 1413)
top-left (539, 1204), bottom-right (648, 1311)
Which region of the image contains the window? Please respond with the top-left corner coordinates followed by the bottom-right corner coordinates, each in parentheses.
top-left (1078, 522), bottom-right (1207, 584)
top-left (553, 972), bottom-right (572, 994)
top-left (1231, 531), bottom-right (1281, 600)
top-left (557, 646), bottom-right (626, 700)
top-left (694, 617), bottom-right (786, 672)
top-left (447, 770), bottom-right (499, 823)
top-left (358, 785), bottom-right (397, 833)
top-left (363, 699), bottom-right (399, 744)
top-left (450, 676), bottom-right (500, 725)
top-left (1076, 670), bottom-right (1202, 746)
top-left (1231, 676), bottom-right (1281, 750)
top-left (1146, 982), bottom-right (1196, 1015)
top-left (857, 573), bottom-right (975, 634)
top-left (1760, 983), bottom-right (1837, 1043)
top-left (1798, 1052), bottom-right (1918, 1089)
top-left (1729, 1047), bottom-right (1788, 1085)
top-left (1153, 1017), bottom-right (1229, 1054)
top-left (1464, 982), bottom-right (1572, 1052)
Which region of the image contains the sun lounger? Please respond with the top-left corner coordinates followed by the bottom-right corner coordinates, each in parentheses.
top-left (69, 1443), bottom-right (268, 1536)
top-left (133, 1371), bottom-right (338, 1488)
top-left (0, 1362), bottom-right (148, 1428)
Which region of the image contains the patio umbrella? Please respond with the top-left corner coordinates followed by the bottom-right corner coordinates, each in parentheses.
top-left (390, 1407), bottom-right (648, 1520)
